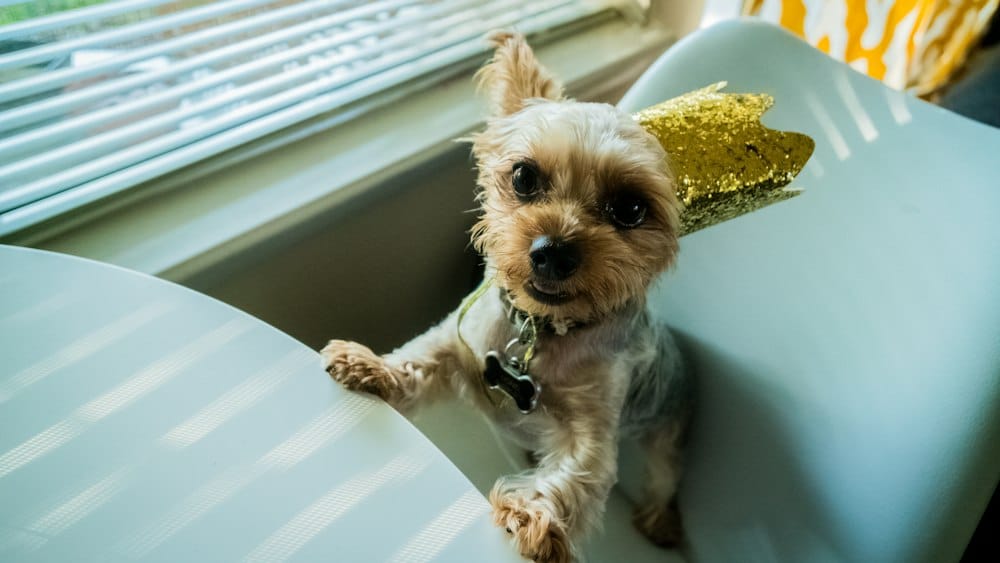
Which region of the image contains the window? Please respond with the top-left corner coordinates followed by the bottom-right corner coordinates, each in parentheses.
top-left (0, 0), bottom-right (616, 236)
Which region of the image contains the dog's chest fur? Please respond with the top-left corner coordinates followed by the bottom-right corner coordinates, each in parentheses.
top-left (458, 285), bottom-right (687, 449)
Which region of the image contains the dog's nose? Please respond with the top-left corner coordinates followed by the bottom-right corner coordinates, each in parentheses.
top-left (529, 236), bottom-right (581, 281)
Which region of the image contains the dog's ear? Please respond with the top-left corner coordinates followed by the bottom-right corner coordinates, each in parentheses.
top-left (476, 31), bottom-right (564, 116)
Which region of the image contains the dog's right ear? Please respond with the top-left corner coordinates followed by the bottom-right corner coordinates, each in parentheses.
top-left (476, 31), bottom-right (564, 117)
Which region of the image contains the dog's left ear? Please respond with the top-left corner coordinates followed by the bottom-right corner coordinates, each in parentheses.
top-left (476, 31), bottom-right (564, 117)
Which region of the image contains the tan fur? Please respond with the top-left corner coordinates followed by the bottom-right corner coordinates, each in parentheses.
top-left (323, 32), bottom-right (689, 562)
top-left (476, 31), bottom-right (564, 117)
top-left (632, 422), bottom-right (686, 546)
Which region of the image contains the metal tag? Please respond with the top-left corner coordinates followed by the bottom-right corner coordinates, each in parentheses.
top-left (484, 351), bottom-right (540, 414)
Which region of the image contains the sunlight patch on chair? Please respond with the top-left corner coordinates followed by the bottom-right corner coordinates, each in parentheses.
top-left (883, 87), bottom-right (913, 125)
top-left (807, 155), bottom-right (825, 179)
top-left (243, 451), bottom-right (432, 563)
top-left (0, 302), bottom-right (172, 404)
top-left (159, 348), bottom-right (313, 448)
top-left (834, 71), bottom-right (879, 143)
top-left (805, 92), bottom-right (851, 161)
top-left (388, 490), bottom-right (489, 563)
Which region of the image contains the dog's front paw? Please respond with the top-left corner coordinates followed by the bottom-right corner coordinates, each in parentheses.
top-left (633, 499), bottom-right (684, 548)
top-left (490, 486), bottom-right (572, 563)
top-left (320, 340), bottom-right (398, 401)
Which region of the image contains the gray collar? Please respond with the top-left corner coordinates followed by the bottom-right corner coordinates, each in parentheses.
top-left (497, 288), bottom-right (585, 337)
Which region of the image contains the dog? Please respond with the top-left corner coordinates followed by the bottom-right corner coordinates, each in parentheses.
top-left (321, 31), bottom-right (692, 563)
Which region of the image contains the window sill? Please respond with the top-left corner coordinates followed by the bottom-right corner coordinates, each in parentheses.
top-left (6, 18), bottom-right (674, 283)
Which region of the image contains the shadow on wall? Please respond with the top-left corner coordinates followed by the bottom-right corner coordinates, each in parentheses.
top-left (187, 145), bottom-right (483, 354)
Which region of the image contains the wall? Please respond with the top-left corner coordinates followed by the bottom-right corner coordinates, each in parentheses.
top-left (186, 146), bottom-right (482, 353)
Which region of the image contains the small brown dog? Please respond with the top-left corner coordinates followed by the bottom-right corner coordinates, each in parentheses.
top-left (322, 32), bottom-right (692, 563)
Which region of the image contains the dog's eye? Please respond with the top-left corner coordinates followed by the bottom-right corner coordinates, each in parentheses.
top-left (512, 162), bottom-right (540, 199)
top-left (607, 195), bottom-right (647, 229)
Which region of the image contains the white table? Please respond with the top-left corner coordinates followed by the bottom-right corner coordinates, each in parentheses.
top-left (0, 245), bottom-right (523, 563)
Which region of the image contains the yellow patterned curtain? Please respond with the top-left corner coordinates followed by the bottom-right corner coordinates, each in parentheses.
top-left (743, 0), bottom-right (999, 94)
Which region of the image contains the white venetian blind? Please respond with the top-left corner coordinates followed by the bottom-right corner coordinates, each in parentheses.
top-left (0, 0), bottom-right (612, 236)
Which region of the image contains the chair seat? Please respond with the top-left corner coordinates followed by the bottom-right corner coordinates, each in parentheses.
top-left (615, 20), bottom-right (1000, 563)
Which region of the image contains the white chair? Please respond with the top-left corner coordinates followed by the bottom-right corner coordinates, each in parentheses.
top-left (614, 19), bottom-right (1000, 563)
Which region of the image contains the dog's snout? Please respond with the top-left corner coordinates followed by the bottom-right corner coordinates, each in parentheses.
top-left (529, 236), bottom-right (581, 281)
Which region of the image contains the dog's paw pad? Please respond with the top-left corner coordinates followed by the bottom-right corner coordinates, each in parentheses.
top-left (320, 340), bottom-right (398, 400)
top-left (490, 491), bottom-right (571, 563)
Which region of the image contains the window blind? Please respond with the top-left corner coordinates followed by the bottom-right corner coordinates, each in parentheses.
top-left (0, 0), bottom-right (613, 236)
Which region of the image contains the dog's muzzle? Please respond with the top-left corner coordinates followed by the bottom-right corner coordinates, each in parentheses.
top-left (529, 236), bottom-right (580, 281)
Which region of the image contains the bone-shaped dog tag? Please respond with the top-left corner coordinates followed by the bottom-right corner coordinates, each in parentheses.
top-left (484, 351), bottom-right (540, 414)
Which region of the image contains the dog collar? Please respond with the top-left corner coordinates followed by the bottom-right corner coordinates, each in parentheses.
top-left (497, 289), bottom-right (582, 336)
top-left (481, 288), bottom-right (590, 414)
top-left (456, 279), bottom-right (541, 414)
top-left (487, 291), bottom-right (541, 413)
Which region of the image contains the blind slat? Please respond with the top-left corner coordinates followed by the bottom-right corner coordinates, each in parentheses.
top-left (0, 0), bottom-right (427, 160)
top-left (0, 0), bottom-right (353, 103)
top-left (0, 0), bottom-right (180, 41)
top-left (0, 0), bottom-right (613, 235)
top-left (0, 0), bottom-right (557, 208)
top-left (0, 0), bottom-right (410, 131)
top-left (0, 0), bottom-right (279, 72)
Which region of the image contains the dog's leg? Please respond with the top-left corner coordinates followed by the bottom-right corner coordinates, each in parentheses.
top-left (321, 312), bottom-right (474, 413)
top-left (632, 421), bottom-right (685, 547)
top-left (490, 407), bottom-right (619, 563)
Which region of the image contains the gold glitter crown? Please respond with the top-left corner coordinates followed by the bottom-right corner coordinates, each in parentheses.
top-left (633, 82), bottom-right (815, 235)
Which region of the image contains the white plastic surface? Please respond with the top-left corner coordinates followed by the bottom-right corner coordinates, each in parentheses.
top-left (616, 20), bottom-right (1000, 563)
top-left (0, 245), bottom-right (525, 562)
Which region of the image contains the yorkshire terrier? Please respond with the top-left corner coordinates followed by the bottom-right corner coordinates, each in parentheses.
top-left (322, 31), bottom-right (692, 563)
